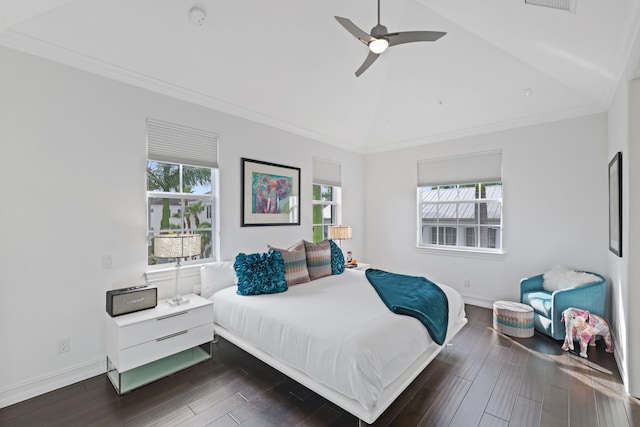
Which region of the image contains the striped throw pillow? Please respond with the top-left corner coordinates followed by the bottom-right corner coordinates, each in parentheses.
top-left (303, 240), bottom-right (332, 280)
top-left (268, 241), bottom-right (311, 286)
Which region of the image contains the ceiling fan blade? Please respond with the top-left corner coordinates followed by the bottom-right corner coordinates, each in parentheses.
top-left (387, 31), bottom-right (446, 47)
top-left (335, 16), bottom-right (375, 45)
top-left (355, 51), bottom-right (379, 77)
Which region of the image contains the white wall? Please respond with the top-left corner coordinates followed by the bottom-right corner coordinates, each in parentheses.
top-left (626, 78), bottom-right (640, 397)
top-left (627, 79), bottom-right (640, 398)
top-left (604, 10), bottom-right (640, 396)
top-left (0, 46), bottom-right (364, 407)
top-left (607, 47), bottom-right (640, 396)
top-left (364, 114), bottom-right (609, 307)
top-left (607, 74), bottom-right (630, 396)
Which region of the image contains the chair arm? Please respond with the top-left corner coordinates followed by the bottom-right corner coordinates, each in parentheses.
top-left (552, 276), bottom-right (607, 318)
top-left (520, 274), bottom-right (544, 301)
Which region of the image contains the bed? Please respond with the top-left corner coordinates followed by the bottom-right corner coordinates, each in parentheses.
top-left (206, 267), bottom-right (467, 424)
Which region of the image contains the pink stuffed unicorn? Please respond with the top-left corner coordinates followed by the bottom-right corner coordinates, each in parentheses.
top-left (561, 307), bottom-right (613, 358)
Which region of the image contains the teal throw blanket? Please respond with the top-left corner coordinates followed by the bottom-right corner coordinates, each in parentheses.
top-left (365, 269), bottom-right (449, 345)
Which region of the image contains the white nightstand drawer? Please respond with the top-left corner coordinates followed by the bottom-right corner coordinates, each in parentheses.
top-left (117, 322), bottom-right (214, 372)
top-left (118, 304), bottom-right (213, 349)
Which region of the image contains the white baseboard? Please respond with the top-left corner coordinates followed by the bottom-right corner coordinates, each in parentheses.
top-left (462, 293), bottom-right (495, 309)
top-left (612, 334), bottom-right (630, 395)
top-left (0, 357), bottom-right (105, 409)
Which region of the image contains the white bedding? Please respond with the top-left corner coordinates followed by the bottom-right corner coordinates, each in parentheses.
top-left (211, 269), bottom-right (466, 411)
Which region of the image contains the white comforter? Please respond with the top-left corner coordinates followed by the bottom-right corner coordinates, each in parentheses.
top-left (211, 269), bottom-right (466, 410)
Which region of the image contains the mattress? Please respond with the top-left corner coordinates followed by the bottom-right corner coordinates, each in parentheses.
top-left (211, 269), bottom-right (466, 411)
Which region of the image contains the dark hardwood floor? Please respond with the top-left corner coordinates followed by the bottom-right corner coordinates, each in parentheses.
top-left (2, 305), bottom-right (639, 426)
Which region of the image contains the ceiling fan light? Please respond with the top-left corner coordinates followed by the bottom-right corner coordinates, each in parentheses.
top-left (369, 38), bottom-right (389, 54)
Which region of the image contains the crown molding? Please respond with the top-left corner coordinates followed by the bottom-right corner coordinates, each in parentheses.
top-left (599, 3), bottom-right (640, 106)
top-left (0, 29), bottom-right (607, 156)
top-left (0, 30), bottom-right (362, 153)
top-left (366, 103), bottom-right (605, 154)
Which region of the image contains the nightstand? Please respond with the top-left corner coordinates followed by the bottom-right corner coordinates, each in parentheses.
top-left (347, 263), bottom-right (370, 271)
top-left (105, 293), bottom-right (213, 394)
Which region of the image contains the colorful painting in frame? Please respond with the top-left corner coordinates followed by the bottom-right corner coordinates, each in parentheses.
top-left (241, 158), bottom-right (300, 226)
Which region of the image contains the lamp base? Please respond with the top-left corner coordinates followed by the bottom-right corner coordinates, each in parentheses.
top-left (167, 296), bottom-right (189, 306)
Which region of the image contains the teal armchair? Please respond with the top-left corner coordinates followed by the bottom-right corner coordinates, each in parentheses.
top-left (520, 272), bottom-right (606, 340)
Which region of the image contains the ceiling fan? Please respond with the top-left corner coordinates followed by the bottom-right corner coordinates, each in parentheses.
top-left (335, 0), bottom-right (446, 77)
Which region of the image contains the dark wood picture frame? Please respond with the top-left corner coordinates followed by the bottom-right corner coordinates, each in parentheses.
top-left (609, 152), bottom-right (622, 257)
top-left (241, 158), bottom-right (301, 227)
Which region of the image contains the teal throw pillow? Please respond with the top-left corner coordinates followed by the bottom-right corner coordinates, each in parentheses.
top-left (329, 240), bottom-right (345, 275)
top-left (234, 250), bottom-right (288, 296)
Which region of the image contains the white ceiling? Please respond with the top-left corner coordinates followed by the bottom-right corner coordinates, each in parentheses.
top-left (1, 0), bottom-right (639, 153)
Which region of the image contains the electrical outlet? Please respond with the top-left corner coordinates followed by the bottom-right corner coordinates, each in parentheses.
top-left (102, 255), bottom-right (112, 269)
top-left (464, 279), bottom-right (471, 288)
top-left (57, 338), bottom-right (70, 354)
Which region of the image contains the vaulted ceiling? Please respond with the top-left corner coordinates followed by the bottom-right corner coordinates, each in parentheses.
top-left (1, 0), bottom-right (639, 153)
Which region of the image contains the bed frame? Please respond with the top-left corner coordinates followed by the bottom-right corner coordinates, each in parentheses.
top-left (214, 316), bottom-right (468, 425)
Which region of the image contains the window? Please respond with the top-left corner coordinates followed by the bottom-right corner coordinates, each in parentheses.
top-left (417, 150), bottom-right (502, 253)
top-left (312, 157), bottom-right (342, 243)
top-left (432, 226), bottom-right (457, 246)
top-left (312, 184), bottom-right (342, 242)
top-left (146, 119), bottom-right (219, 265)
top-left (418, 183), bottom-right (502, 251)
top-left (465, 227), bottom-right (475, 247)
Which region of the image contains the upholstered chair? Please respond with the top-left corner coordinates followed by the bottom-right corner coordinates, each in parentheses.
top-left (520, 271), bottom-right (606, 340)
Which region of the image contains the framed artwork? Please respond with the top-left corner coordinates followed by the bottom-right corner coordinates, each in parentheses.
top-left (608, 152), bottom-right (622, 257)
top-left (241, 158), bottom-right (300, 226)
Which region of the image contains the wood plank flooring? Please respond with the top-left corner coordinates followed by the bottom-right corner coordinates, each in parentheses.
top-left (1, 304), bottom-right (639, 426)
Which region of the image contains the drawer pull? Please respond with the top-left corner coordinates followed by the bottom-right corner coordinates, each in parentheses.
top-left (157, 311), bottom-right (188, 321)
top-left (156, 330), bottom-right (188, 341)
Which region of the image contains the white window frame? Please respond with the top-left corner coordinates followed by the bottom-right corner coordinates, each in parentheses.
top-left (417, 182), bottom-right (503, 255)
top-left (146, 118), bottom-right (219, 267)
top-left (312, 183), bottom-right (342, 243)
top-left (312, 157), bottom-right (342, 243)
top-left (147, 162), bottom-right (218, 266)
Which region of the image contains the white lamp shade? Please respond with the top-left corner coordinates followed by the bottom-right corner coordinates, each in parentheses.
top-left (329, 225), bottom-right (353, 240)
top-left (154, 234), bottom-right (202, 258)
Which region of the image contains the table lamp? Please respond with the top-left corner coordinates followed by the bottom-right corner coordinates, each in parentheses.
top-left (154, 234), bottom-right (202, 306)
top-left (329, 225), bottom-right (352, 248)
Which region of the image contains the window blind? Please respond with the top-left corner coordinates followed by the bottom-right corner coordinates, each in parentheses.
top-left (147, 118), bottom-right (219, 168)
top-left (313, 157), bottom-right (341, 187)
top-left (417, 150), bottom-right (502, 187)
top-left (524, 0), bottom-right (576, 13)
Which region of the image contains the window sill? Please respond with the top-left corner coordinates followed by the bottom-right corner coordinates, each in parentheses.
top-left (147, 260), bottom-right (208, 272)
top-left (144, 262), bottom-right (205, 282)
top-left (416, 246), bottom-right (504, 260)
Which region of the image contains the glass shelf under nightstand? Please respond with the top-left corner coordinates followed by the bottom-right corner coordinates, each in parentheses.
top-left (107, 342), bottom-right (212, 395)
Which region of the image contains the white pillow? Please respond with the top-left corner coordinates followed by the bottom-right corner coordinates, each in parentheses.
top-left (200, 262), bottom-right (236, 298)
top-left (542, 266), bottom-right (599, 292)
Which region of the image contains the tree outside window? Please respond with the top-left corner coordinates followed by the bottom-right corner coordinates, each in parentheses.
top-left (147, 161), bottom-right (215, 265)
top-left (312, 184), bottom-right (341, 243)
